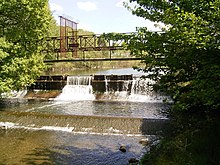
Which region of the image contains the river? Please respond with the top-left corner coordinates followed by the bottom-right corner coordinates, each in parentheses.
top-left (0, 68), bottom-right (170, 165)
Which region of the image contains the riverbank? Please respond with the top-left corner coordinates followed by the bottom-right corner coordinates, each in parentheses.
top-left (140, 109), bottom-right (220, 164)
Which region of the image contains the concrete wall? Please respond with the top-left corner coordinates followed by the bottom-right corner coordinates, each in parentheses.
top-left (29, 75), bottom-right (134, 93)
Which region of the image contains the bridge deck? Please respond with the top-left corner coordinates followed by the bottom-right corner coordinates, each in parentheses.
top-left (44, 57), bottom-right (142, 63)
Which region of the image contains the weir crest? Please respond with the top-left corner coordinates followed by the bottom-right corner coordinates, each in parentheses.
top-left (54, 75), bottom-right (168, 102)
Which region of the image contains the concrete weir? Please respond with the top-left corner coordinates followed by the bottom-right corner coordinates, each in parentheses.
top-left (29, 75), bottom-right (135, 92)
top-left (27, 74), bottom-right (160, 101)
top-left (92, 75), bottom-right (133, 93)
top-left (0, 111), bottom-right (168, 135)
top-left (28, 75), bottom-right (68, 90)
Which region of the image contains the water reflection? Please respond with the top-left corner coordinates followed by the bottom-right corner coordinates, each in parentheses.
top-left (0, 99), bottom-right (169, 118)
top-left (96, 68), bottom-right (146, 76)
top-left (0, 129), bottom-right (147, 165)
top-left (0, 100), bottom-right (167, 118)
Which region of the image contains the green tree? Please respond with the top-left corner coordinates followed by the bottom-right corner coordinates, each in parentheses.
top-left (122, 1), bottom-right (220, 164)
top-left (125, 0), bottom-right (220, 112)
top-left (0, 0), bottom-right (53, 94)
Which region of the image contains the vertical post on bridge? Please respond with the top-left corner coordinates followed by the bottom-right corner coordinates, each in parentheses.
top-left (59, 16), bottom-right (65, 58)
top-left (109, 40), bottom-right (112, 60)
top-left (59, 16), bottom-right (78, 59)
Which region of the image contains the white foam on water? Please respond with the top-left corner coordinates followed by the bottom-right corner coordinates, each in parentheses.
top-left (55, 76), bottom-right (95, 101)
top-left (40, 126), bottom-right (74, 132)
top-left (0, 122), bottom-right (16, 129)
top-left (54, 75), bottom-right (172, 103)
top-left (0, 90), bottom-right (27, 98)
top-left (54, 85), bottom-right (95, 101)
top-left (128, 94), bottom-right (166, 103)
top-left (25, 102), bottom-right (65, 112)
top-left (0, 122), bottom-right (143, 137)
top-left (106, 127), bottom-right (123, 134)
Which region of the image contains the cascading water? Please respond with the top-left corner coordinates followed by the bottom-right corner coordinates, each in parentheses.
top-left (101, 79), bottom-right (131, 101)
top-left (55, 75), bottom-right (170, 102)
top-left (55, 76), bottom-right (95, 101)
top-left (98, 76), bottom-right (168, 102)
top-left (128, 77), bottom-right (161, 102)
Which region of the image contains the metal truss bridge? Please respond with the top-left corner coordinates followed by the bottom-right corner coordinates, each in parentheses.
top-left (42, 34), bottom-right (141, 63)
top-left (42, 16), bottom-right (141, 63)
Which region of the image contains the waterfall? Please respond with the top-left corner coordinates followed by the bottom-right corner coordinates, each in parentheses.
top-left (128, 77), bottom-right (157, 102)
top-left (100, 78), bottom-right (131, 101)
top-left (101, 76), bottom-right (168, 102)
top-left (55, 76), bottom-right (95, 101)
top-left (104, 75), bottom-right (108, 94)
top-left (130, 77), bottom-right (154, 95)
top-left (67, 76), bottom-right (92, 86)
top-left (55, 75), bottom-right (170, 102)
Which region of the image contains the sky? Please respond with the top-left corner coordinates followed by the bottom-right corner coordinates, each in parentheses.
top-left (49, 0), bottom-right (160, 34)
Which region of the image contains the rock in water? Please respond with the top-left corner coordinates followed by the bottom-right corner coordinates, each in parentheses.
top-left (128, 158), bottom-right (139, 164)
top-left (139, 138), bottom-right (149, 146)
top-left (0, 126), bottom-right (7, 130)
top-left (119, 145), bottom-right (126, 152)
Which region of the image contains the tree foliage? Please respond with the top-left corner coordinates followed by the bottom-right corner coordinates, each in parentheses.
top-left (0, 0), bottom-right (53, 93)
top-left (122, 1), bottom-right (220, 164)
top-left (125, 0), bottom-right (220, 112)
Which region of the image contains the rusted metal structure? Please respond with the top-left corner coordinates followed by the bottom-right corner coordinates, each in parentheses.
top-left (42, 34), bottom-right (131, 61)
top-left (42, 34), bottom-right (126, 52)
top-left (59, 16), bottom-right (78, 57)
top-left (41, 16), bottom-right (138, 62)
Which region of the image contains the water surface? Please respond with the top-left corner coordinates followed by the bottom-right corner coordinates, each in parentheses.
top-left (0, 128), bottom-right (149, 165)
top-left (0, 68), bottom-right (169, 164)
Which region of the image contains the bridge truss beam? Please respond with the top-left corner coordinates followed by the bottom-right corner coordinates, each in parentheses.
top-left (42, 33), bottom-right (133, 62)
top-left (44, 57), bottom-right (142, 63)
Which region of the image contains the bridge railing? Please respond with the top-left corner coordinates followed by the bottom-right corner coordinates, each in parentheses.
top-left (42, 35), bottom-right (126, 52)
top-left (42, 33), bottom-right (133, 61)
